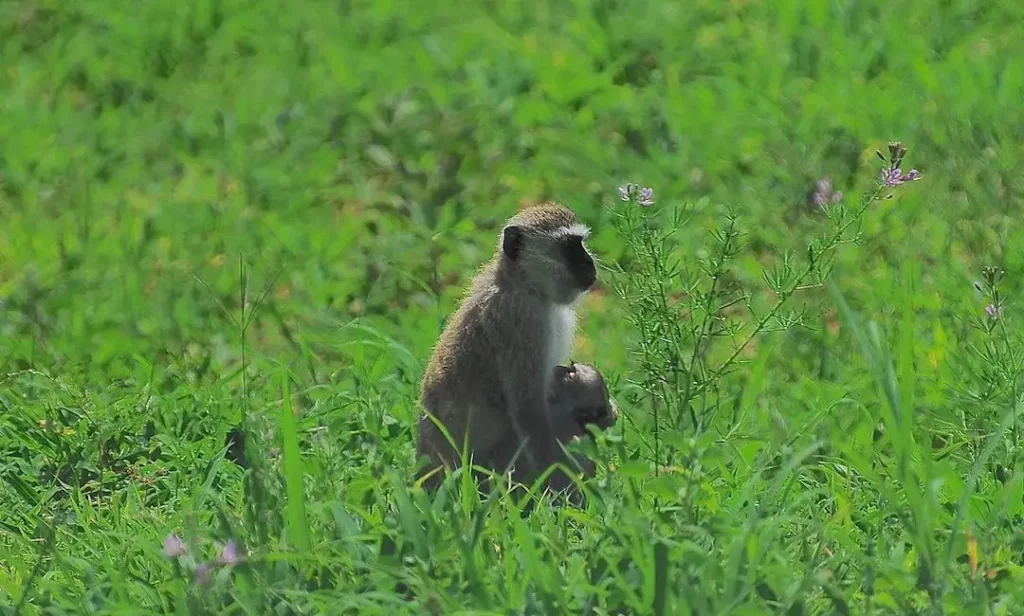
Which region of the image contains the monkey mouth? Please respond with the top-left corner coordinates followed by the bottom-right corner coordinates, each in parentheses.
top-left (570, 279), bottom-right (596, 299)
top-left (578, 270), bottom-right (597, 290)
top-left (574, 408), bottom-right (604, 432)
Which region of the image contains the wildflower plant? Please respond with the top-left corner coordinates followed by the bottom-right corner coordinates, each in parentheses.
top-left (959, 266), bottom-right (1024, 451)
top-left (877, 141), bottom-right (922, 187)
top-left (608, 142), bottom-right (924, 484)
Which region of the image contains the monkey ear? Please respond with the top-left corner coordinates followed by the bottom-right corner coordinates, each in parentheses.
top-left (502, 225), bottom-right (524, 260)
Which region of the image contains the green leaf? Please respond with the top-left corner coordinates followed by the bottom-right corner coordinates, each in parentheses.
top-left (617, 460), bottom-right (651, 478)
top-left (898, 262), bottom-right (917, 425)
top-left (738, 338), bottom-right (776, 412)
top-left (280, 370), bottom-right (310, 552)
top-left (653, 540), bottom-right (669, 616)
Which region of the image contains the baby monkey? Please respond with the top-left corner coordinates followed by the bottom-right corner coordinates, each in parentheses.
top-left (485, 361), bottom-right (618, 484)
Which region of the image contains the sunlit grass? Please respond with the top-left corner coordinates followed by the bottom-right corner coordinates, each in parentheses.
top-left (2, 0), bottom-right (1024, 612)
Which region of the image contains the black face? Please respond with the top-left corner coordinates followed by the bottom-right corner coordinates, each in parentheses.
top-left (562, 235), bottom-right (596, 290)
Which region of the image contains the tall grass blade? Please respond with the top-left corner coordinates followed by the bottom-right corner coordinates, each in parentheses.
top-left (280, 369), bottom-right (311, 552)
top-left (653, 540), bottom-right (669, 616)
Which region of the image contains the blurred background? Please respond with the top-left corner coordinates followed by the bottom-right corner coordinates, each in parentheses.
top-left (3, 0), bottom-right (1022, 379)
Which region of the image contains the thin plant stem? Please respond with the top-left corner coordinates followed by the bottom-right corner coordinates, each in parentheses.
top-left (707, 186), bottom-right (886, 384)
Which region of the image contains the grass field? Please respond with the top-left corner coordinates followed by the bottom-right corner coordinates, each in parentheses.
top-left (3, 0), bottom-right (1024, 613)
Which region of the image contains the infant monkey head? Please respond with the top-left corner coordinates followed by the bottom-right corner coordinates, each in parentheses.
top-left (550, 362), bottom-right (618, 436)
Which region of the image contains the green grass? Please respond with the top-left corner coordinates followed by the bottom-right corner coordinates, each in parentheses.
top-left (3, 0), bottom-right (1024, 613)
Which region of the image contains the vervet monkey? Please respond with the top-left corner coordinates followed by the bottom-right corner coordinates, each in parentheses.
top-left (417, 202), bottom-right (598, 494)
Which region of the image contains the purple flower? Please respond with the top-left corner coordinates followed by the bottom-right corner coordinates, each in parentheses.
top-left (618, 183), bottom-right (635, 201)
top-left (811, 177), bottom-right (843, 208)
top-left (216, 540), bottom-right (243, 566)
top-left (881, 167), bottom-right (922, 187)
top-left (875, 141), bottom-right (921, 189)
top-left (986, 304), bottom-right (1002, 321)
top-left (638, 186), bottom-right (654, 207)
top-left (163, 533), bottom-right (187, 558)
top-left (617, 183), bottom-right (654, 206)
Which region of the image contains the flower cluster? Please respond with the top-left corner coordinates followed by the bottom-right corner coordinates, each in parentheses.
top-left (876, 141), bottom-right (922, 187)
top-left (811, 177), bottom-right (843, 208)
top-left (163, 533), bottom-right (187, 557)
top-left (163, 533), bottom-right (244, 586)
top-left (975, 265), bottom-right (1006, 324)
top-left (618, 183), bottom-right (655, 207)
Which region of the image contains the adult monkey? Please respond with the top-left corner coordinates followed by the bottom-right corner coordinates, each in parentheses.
top-left (416, 202), bottom-right (607, 497)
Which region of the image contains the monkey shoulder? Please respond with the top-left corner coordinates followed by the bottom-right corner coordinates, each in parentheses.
top-left (420, 284), bottom-right (548, 409)
top-left (421, 295), bottom-right (498, 387)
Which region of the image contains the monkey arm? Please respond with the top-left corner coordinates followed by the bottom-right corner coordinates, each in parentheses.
top-left (501, 378), bottom-right (572, 486)
top-left (494, 328), bottom-right (575, 491)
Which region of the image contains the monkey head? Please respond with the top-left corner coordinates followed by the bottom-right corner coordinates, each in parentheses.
top-left (500, 202), bottom-right (597, 305)
top-left (551, 362), bottom-right (617, 433)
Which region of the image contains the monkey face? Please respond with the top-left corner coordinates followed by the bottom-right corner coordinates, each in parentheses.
top-left (553, 363), bottom-right (616, 430)
top-left (499, 203), bottom-right (597, 305)
top-left (559, 234), bottom-right (597, 291)
top-left (517, 231), bottom-right (596, 304)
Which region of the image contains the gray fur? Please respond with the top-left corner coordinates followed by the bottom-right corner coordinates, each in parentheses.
top-left (489, 362), bottom-right (618, 482)
top-left (416, 202), bottom-right (599, 495)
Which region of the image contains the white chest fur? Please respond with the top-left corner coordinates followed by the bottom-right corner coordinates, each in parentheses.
top-left (546, 304), bottom-right (577, 374)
